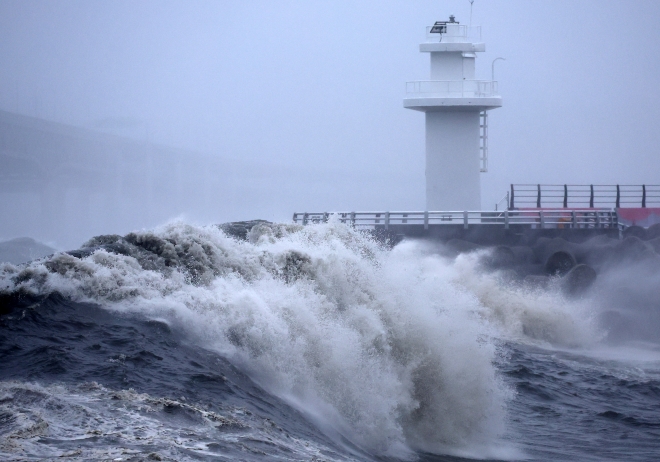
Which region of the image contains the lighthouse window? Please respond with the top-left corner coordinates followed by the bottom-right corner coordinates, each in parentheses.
top-left (430, 17), bottom-right (458, 34)
top-left (430, 22), bottom-right (447, 34)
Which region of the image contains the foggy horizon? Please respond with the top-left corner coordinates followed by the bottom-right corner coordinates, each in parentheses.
top-left (2, 0), bottom-right (660, 248)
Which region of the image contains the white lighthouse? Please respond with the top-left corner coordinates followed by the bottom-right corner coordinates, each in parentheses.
top-left (404, 17), bottom-right (502, 211)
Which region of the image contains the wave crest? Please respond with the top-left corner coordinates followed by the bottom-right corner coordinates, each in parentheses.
top-left (1, 220), bottom-right (556, 457)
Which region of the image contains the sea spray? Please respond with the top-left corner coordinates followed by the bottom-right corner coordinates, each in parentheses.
top-left (2, 221), bottom-right (660, 461)
top-left (450, 249), bottom-right (603, 348)
top-left (0, 219), bottom-right (600, 457)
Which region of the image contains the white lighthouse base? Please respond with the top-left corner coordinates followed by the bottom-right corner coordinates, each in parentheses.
top-left (425, 111), bottom-right (481, 210)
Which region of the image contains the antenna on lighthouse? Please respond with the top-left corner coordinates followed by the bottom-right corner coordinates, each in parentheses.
top-left (469, 0), bottom-right (475, 28)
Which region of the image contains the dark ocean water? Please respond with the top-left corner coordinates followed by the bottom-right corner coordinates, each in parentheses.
top-left (0, 220), bottom-right (659, 461)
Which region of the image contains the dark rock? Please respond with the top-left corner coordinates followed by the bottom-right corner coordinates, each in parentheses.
top-left (218, 220), bottom-right (271, 241)
top-left (544, 250), bottom-right (576, 276)
top-left (65, 248), bottom-right (98, 259)
top-left (561, 264), bottom-right (597, 296)
top-left (82, 234), bottom-right (124, 247)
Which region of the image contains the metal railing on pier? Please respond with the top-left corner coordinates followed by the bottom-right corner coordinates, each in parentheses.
top-left (406, 80), bottom-right (499, 98)
top-left (509, 184), bottom-right (660, 209)
top-left (292, 209), bottom-right (618, 230)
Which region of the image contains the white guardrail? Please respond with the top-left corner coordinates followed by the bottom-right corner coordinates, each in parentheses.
top-left (292, 210), bottom-right (619, 230)
top-left (406, 80), bottom-right (499, 98)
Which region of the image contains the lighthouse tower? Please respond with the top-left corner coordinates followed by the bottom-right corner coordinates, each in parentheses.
top-left (404, 17), bottom-right (502, 211)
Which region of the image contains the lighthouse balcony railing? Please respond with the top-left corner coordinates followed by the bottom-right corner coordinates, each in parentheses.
top-left (292, 210), bottom-right (618, 230)
top-left (406, 80), bottom-right (499, 98)
top-left (425, 24), bottom-right (482, 43)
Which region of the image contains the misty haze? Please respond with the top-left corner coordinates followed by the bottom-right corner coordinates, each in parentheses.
top-left (1, 1), bottom-right (660, 461)
top-left (2, 1), bottom-right (660, 248)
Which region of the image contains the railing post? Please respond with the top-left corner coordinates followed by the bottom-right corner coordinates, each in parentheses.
top-left (642, 184), bottom-right (646, 208)
top-left (571, 210), bottom-right (577, 228)
top-left (292, 213), bottom-right (298, 223)
top-left (510, 184), bottom-right (515, 209)
top-left (563, 184), bottom-right (568, 208)
top-left (463, 211), bottom-right (468, 229)
top-left (613, 210), bottom-right (619, 229)
top-left (616, 184), bottom-right (620, 208)
top-left (323, 212), bottom-right (329, 223)
top-left (537, 184), bottom-right (541, 208)
top-left (385, 211), bottom-right (390, 230)
top-left (303, 213), bottom-right (309, 225)
top-left (539, 210), bottom-right (545, 228)
top-left (504, 210), bottom-right (509, 229)
top-left (350, 212), bottom-right (356, 226)
top-left (424, 211), bottom-right (429, 230)
top-left (589, 184), bottom-right (594, 208)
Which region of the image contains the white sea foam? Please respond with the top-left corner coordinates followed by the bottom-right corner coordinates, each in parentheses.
top-left (0, 219), bottom-right (601, 458)
top-left (449, 249), bottom-right (602, 348)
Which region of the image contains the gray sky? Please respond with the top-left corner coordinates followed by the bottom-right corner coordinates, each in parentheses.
top-left (1, 0), bottom-right (659, 228)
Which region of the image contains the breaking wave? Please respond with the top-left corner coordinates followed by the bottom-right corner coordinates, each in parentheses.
top-left (0, 218), bottom-right (601, 458)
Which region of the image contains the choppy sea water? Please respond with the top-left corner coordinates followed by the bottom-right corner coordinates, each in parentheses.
top-left (0, 220), bottom-right (659, 461)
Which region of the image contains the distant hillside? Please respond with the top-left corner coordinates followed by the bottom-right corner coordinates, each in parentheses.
top-left (0, 237), bottom-right (56, 264)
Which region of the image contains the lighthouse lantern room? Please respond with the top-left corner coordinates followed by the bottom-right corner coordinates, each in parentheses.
top-left (404, 16), bottom-right (502, 211)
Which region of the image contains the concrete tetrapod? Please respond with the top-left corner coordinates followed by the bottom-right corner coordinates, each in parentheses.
top-left (646, 223), bottom-right (660, 240)
top-left (561, 264), bottom-right (597, 297)
top-left (544, 250), bottom-right (577, 276)
top-left (622, 225), bottom-right (647, 240)
top-left (482, 245), bottom-right (516, 270)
